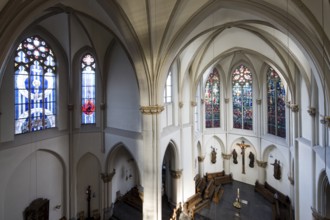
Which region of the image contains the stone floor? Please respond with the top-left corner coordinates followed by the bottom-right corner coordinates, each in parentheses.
top-left (110, 180), bottom-right (272, 220)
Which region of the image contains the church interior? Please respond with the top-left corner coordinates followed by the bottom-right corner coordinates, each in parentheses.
top-left (0, 0), bottom-right (330, 219)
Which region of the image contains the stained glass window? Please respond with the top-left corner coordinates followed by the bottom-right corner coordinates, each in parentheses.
top-left (205, 68), bottom-right (220, 128)
top-left (232, 65), bottom-right (253, 130)
top-left (267, 67), bottom-right (286, 138)
top-left (14, 36), bottom-right (56, 134)
top-left (164, 72), bottom-right (172, 103)
top-left (81, 53), bottom-right (96, 124)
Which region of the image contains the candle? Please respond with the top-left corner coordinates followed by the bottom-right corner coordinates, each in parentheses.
top-left (237, 188), bottom-right (240, 198)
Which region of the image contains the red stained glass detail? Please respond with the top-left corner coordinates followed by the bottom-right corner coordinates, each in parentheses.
top-left (82, 99), bottom-right (95, 115)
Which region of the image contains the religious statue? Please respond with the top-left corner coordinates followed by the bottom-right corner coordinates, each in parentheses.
top-left (86, 185), bottom-right (92, 219)
top-left (232, 149), bottom-right (238, 164)
top-left (249, 152), bottom-right (255, 168)
top-left (236, 141), bottom-right (250, 174)
top-left (211, 146), bottom-right (217, 164)
top-left (271, 159), bottom-right (281, 180)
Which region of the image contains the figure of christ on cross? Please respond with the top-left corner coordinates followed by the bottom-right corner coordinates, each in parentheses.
top-left (236, 140), bottom-right (250, 174)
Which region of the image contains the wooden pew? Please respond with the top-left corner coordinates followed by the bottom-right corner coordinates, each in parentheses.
top-left (213, 185), bottom-right (224, 204)
top-left (196, 177), bottom-right (207, 194)
top-left (205, 171), bottom-right (233, 186)
top-left (183, 192), bottom-right (203, 216)
top-left (204, 179), bottom-right (215, 200)
top-left (255, 181), bottom-right (293, 220)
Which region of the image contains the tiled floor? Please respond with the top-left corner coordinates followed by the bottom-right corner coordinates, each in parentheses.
top-left (110, 181), bottom-right (272, 220)
top-left (196, 181), bottom-right (272, 220)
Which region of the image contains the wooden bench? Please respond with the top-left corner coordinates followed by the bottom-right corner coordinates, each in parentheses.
top-left (255, 181), bottom-right (293, 220)
top-left (205, 171), bottom-right (233, 186)
top-left (183, 192), bottom-right (203, 215)
top-left (196, 177), bottom-right (207, 194)
top-left (206, 171), bottom-right (225, 182)
top-left (213, 185), bottom-right (224, 204)
top-left (214, 173), bottom-right (233, 185)
top-left (204, 179), bottom-right (215, 200)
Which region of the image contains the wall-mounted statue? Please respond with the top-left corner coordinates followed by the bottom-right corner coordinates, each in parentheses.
top-left (232, 149), bottom-right (238, 164)
top-left (271, 159), bottom-right (281, 180)
top-left (211, 146), bottom-right (217, 164)
top-left (249, 152), bottom-right (255, 168)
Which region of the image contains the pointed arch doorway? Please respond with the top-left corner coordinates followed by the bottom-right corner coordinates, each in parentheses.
top-left (162, 141), bottom-right (181, 213)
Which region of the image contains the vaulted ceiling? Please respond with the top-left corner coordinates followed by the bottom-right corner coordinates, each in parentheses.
top-left (0, 0), bottom-right (329, 103)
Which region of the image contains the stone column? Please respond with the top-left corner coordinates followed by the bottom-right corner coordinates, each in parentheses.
top-left (101, 169), bottom-right (116, 219)
top-left (140, 105), bottom-right (164, 220)
top-left (222, 153), bottom-right (232, 174)
top-left (256, 160), bottom-right (267, 184)
top-left (197, 156), bottom-right (205, 176)
top-left (290, 103), bottom-right (300, 219)
top-left (170, 169), bottom-right (183, 205)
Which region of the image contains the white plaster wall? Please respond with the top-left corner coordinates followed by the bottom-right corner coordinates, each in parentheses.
top-left (181, 126), bottom-right (195, 202)
top-left (204, 136), bottom-right (224, 173)
top-left (109, 147), bottom-right (139, 203)
top-left (0, 136), bottom-right (69, 220)
top-left (297, 141), bottom-right (314, 220)
top-left (106, 42), bottom-right (141, 132)
top-left (300, 79), bottom-right (312, 141)
top-left (263, 145), bottom-right (290, 196)
top-left (76, 153), bottom-right (101, 216)
top-left (229, 137), bottom-right (259, 185)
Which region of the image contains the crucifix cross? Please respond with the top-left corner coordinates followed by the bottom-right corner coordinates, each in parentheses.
top-left (236, 140), bottom-right (250, 174)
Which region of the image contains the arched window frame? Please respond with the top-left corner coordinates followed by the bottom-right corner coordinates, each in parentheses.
top-left (164, 72), bottom-right (172, 104)
top-left (81, 53), bottom-right (96, 124)
top-left (232, 64), bottom-right (253, 130)
top-left (267, 67), bottom-right (286, 138)
top-left (14, 35), bottom-right (57, 134)
top-left (204, 68), bottom-right (220, 128)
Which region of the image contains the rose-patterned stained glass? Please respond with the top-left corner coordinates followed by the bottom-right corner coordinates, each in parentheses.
top-left (232, 65), bottom-right (253, 130)
top-left (14, 36), bottom-right (56, 134)
top-left (81, 53), bottom-right (96, 124)
top-left (267, 67), bottom-right (286, 138)
top-left (205, 68), bottom-right (220, 128)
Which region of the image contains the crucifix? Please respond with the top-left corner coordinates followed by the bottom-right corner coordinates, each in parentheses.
top-left (236, 140), bottom-right (250, 174)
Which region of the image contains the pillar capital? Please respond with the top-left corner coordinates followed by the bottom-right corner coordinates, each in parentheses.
top-left (256, 160), bottom-right (267, 168)
top-left (320, 115), bottom-right (330, 127)
top-left (101, 169), bottom-right (116, 183)
top-left (307, 107), bottom-right (316, 116)
top-left (197, 156), bottom-right (205, 162)
top-left (288, 175), bottom-right (294, 185)
top-left (191, 101), bottom-right (197, 107)
top-left (221, 153), bottom-right (232, 160)
top-left (170, 169), bottom-right (183, 179)
top-left (290, 104), bottom-right (299, 112)
top-left (139, 105), bottom-right (164, 114)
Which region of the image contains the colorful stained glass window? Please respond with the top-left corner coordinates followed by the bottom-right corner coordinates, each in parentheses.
top-left (14, 36), bottom-right (56, 134)
top-left (205, 68), bottom-right (220, 128)
top-left (81, 53), bottom-right (96, 124)
top-left (267, 67), bottom-right (286, 138)
top-left (232, 65), bottom-right (253, 130)
top-left (164, 72), bottom-right (172, 103)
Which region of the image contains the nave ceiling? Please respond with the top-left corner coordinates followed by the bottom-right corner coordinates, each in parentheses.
top-left (0, 0), bottom-right (329, 106)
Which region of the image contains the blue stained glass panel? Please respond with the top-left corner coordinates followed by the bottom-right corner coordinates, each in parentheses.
top-left (14, 35), bottom-right (57, 134)
top-left (81, 53), bottom-right (96, 124)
